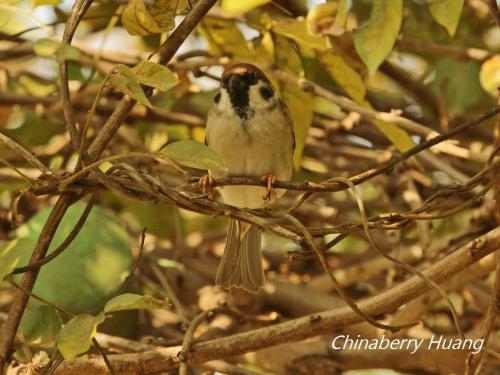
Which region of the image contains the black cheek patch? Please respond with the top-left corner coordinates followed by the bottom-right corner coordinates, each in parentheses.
top-left (214, 92), bottom-right (221, 103)
top-left (259, 86), bottom-right (274, 100)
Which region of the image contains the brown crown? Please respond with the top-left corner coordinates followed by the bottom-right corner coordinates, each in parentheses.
top-left (222, 63), bottom-right (270, 83)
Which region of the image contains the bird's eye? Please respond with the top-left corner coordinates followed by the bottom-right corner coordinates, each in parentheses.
top-left (214, 92), bottom-right (221, 103)
top-left (259, 86), bottom-right (273, 100)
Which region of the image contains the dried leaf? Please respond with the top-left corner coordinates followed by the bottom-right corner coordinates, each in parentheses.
top-left (122, 0), bottom-right (178, 36)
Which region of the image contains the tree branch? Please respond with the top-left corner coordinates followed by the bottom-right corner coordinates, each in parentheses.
top-left (53, 227), bottom-right (500, 374)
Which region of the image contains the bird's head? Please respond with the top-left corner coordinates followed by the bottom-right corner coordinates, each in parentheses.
top-left (213, 63), bottom-right (277, 120)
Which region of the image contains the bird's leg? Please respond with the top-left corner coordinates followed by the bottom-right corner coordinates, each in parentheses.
top-left (261, 173), bottom-right (276, 201)
top-left (199, 173), bottom-right (215, 199)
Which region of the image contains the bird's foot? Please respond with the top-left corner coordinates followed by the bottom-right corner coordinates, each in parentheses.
top-left (199, 173), bottom-right (215, 199)
top-left (261, 173), bottom-right (276, 201)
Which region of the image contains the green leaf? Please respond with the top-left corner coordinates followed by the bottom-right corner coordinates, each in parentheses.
top-left (33, 38), bottom-right (59, 57)
top-left (318, 51), bottom-right (366, 103)
top-left (199, 18), bottom-right (253, 59)
top-left (104, 293), bottom-right (171, 313)
top-left (161, 140), bottom-right (226, 171)
top-left (479, 55), bottom-right (500, 97)
top-left (272, 18), bottom-right (328, 51)
top-left (109, 65), bottom-right (152, 108)
top-left (57, 313), bottom-right (104, 359)
top-left (0, 238), bottom-right (34, 281)
top-left (353, 0), bottom-right (402, 75)
top-left (33, 38), bottom-right (81, 61)
top-left (428, 0), bottom-right (464, 36)
top-left (274, 36), bottom-right (314, 169)
top-left (19, 305), bottom-right (62, 346)
top-left (121, 0), bottom-right (178, 36)
top-left (431, 58), bottom-right (484, 114)
top-left (15, 202), bottom-right (133, 314)
top-left (58, 43), bottom-right (81, 62)
top-left (221, 0), bottom-right (270, 14)
top-left (131, 61), bottom-right (179, 91)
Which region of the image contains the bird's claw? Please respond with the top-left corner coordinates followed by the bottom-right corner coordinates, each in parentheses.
top-left (261, 174), bottom-right (276, 201)
top-left (199, 174), bottom-right (215, 199)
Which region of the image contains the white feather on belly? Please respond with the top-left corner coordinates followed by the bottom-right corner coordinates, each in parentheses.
top-left (206, 93), bottom-right (293, 209)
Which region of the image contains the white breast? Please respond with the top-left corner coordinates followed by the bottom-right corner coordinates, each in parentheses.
top-left (205, 89), bottom-right (294, 208)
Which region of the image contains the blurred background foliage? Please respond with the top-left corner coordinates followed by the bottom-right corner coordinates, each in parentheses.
top-left (0, 0), bottom-right (500, 373)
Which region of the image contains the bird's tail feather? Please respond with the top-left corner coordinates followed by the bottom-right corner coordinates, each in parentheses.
top-left (215, 220), bottom-right (264, 292)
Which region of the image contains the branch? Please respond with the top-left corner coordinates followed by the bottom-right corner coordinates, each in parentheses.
top-left (0, 0), bottom-right (218, 369)
top-left (54, 227), bottom-right (500, 374)
top-left (181, 104), bottom-right (500, 193)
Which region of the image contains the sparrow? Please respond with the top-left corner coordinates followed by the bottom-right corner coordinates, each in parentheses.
top-left (204, 63), bottom-right (295, 292)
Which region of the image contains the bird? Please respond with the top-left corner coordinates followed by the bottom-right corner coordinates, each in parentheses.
top-left (203, 63), bottom-right (295, 292)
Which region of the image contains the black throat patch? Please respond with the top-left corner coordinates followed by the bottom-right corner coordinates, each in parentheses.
top-left (223, 76), bottom-right (256, 120)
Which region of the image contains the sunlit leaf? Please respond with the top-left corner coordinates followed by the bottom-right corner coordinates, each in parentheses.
top-left (307, 2), bottom-right (348, 36)
top-left (31, 0), bottom-right (61, 5)
top-left (109, 65), bottom-right (152, 108)
top-left (33, 38), bottom-right (81, 61)
top-left (479, 55), bottom-right (500, 97)
top-left (33, 38), bottom-right (59, 57)
top-left (272, 17), bottom-right (328, 51)
top-left (161, 140), bottom-right (226, 171)
top-left (0, 238), bottom-right (34, 281)
top-left (221, 0), bottom-right (270, 14)
top-left (19, 305), bottom-right (62, 346)
top-left (199, 17), bottom-right (253, 59)
top-left (428, 0), bottom-right (464, 36)
top-left (131, 61), bottom-right (179, 91)
top-left (353, 0), bottom-right (402, 75)
top-left (18, 76), bottom-right (57, 97)
top-left (319, 51), bottom-right (366, 103)
top-left (57, 313), bottom-right (105, 359)
top-left (122, 0), bottom-right (178, 36)
top-left (104, 293), bottom-right (171, 313)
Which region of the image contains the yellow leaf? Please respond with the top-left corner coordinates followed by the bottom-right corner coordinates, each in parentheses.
top-left (274, 36), bottom-right (314, 169)
top-left (318, 51), bottom-right (366, 103)
top-left (272, 17), bottom-right (329, 51)
top-left (307, 1), bottom-right (348, 36)
top-left (121, 0), bottom-right (177, 36)
top-left (221, 0), bottom-right (270, 14)
top-left (199, 18), bottom-right (253, 59)
top-left (373, 119), bottom-right (415, 152)
top-left (353, 0), bottom-right (402, 76)
top-left (428, 0), bottom-right (464, 36)
top-left (479, 55), bottom-right (500, 96)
